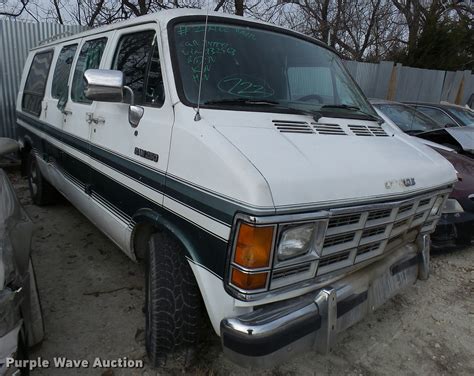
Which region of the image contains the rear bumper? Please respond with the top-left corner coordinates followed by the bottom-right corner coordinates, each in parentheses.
top-left (221, 235), bottom-right (430, 367)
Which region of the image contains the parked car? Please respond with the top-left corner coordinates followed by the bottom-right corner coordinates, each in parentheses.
top-left (404, 101), bottom-right (474, 128)
top-left (15, 9), bottom-right (456, 367)
top-left (371, 100), bottom-right (474, 247)
top-left (374, 100), bottom-right (474, 158)
top-left (0, 141), bottom-right (44, 375)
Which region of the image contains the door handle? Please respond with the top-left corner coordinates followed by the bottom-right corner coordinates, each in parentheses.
top-left (86, 112), bottom-right (105, 125)
top-left (63, 109), bottom-right (72, 116)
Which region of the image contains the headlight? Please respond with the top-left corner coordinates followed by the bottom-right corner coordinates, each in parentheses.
top-left (277, 223), bottom-right (316, 261)
top-left (430, 196), bottom-right (445, 216)
top-left (442, 198), bottom-right (464, 214)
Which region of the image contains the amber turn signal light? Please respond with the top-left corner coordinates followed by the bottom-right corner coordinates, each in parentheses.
top-left (231, 268), bottom-right (268, 290)
top-left (234, 223), bottom-right (274, 269)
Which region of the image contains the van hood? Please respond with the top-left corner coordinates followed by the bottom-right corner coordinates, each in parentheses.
top-left (211, 113), bottom-right (457, 209)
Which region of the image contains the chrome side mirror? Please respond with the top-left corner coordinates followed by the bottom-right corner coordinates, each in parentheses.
top-left (129, 105), bottom-right (144, 128)
top-left (84, 69), bottom-right (124, 102)
top-left (84, 68), bottom-right (144, 128)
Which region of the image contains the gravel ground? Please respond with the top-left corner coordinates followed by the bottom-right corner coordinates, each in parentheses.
top-left (5, 169), bottom-right (474, 376)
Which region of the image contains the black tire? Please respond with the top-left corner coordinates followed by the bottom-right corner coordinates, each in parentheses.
top-left (145, 232), bottom-right (202, 366)
top-left (26, 150), bottom-right (57, 205)
top-left (17, 326), bottom-right (30, 376)
top-left (455, 223), bottom-right (472, 246)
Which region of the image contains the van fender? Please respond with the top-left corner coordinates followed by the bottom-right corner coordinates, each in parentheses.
top-left (131, 207), bottom-right (200, 263)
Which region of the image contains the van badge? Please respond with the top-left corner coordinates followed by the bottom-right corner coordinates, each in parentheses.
top-left (134, 147), bottom-right (159, 163)
top-left (385, 178), bottom-right (416, 189)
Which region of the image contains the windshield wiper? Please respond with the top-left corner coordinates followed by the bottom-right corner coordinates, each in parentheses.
top-left (321, 104), bottom-right (383, 124)
top-left (205, 98), bottom-right (323, 121)
top-left (321, 104), bottom-right (360, 110)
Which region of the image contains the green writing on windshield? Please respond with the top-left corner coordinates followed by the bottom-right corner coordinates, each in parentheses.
top-left (180, 39), bottom-right (237, 82)
top-left (176, 25), bottom-right (256, 40)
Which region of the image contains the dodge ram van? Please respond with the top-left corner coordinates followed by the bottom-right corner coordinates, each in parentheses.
top-left (16, 9), bottom-right (457, 367)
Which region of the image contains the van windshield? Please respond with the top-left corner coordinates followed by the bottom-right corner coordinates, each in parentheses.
top-left (171, 21), bottom-right (376, 118)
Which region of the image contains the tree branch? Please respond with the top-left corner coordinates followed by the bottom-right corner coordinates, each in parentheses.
top-left (0, 0), bottom-right (30, 17)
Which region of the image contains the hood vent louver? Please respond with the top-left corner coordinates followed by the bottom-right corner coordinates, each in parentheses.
top-left (311, 122), bottom-right (346, 135)
top-left (273, 120), bottom-right (346, 135)
top-left (272, 120), bottom-right (314, 134)
top-left (348, 125), bottom-right (388, 137)
top-left (273, 120), bottom-right (388, 137)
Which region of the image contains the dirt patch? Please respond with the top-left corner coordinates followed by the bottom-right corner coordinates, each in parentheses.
top-left (6, 170), bottom-right (474, 375)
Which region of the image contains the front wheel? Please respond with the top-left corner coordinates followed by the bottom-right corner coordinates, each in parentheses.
top-left (145, 232), bottom-right (202, 366)
top-left (26, 150), bottom-right (57, 205)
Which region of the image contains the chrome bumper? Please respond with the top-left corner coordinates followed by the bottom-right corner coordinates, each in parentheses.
top-left (221, 235), bottom-right (430, 367)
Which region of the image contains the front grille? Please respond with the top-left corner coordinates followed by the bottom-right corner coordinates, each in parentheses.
top-left (272, 263), bottom-right (312, 280)
top-left (419, 198), bottom-right (431, 207)
top-left (357, 242), bottom-right (381, 256)
top-left (266, 188), bottom-right (450, 289)
top-left (393, 219), bottom-right (409, 229)
top-left (319, 251), bottom-right (351, 267)
top-left (324, 233), bottom-right (355, 248)
top-left (361, 225), bottom-right (386, 238)
top-left (317, 190), bottom-right (449, 275)
top-left (367, 208), bottom-right (391, 221)
top-left (328, 213), bottom-right (361, 228)
top-left (398, 203), bottom-right (413, 214)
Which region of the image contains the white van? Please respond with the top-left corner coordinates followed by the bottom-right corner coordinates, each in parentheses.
top-left (16, 9), bottom-right (456, 367)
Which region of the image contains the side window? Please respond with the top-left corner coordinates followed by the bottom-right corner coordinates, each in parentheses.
top-left (113, 31), bottom-right (165, 107)
top-left (71, 38), bottom-right (107, 104)
top-left (22, 51), bottom-right (54, 116)
top-left (415, 107), bottom-right (453, 127)
top-left (288, 67), bottom-right (333, 103)
top-left (51, 44), bottom-right (78, 99)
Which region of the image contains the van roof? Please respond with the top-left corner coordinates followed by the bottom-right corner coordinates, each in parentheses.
top-left (32, 8), bottom-right (322, 51)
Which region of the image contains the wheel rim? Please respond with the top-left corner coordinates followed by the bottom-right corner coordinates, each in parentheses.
top-left (29, 157), bottom-right (38, 196)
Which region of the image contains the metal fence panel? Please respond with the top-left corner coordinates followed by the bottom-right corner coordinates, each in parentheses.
top-left (441, 70), bottom-right (464, 103)
top-left (344, 60), bottom-right (380, 98)
top-left (394, 66), bottom-right (445, 103)
top-left (373, 61), bottom-right (394, 99)
top-left (0, 20), bottom-right (84, 138)
top-left (462, 71), bottom-right (474, 105)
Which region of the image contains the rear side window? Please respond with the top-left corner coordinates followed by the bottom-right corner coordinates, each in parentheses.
top-left (113, 31), bottom-right (165, 107)
top-left (22, 51), bottom-right (54, 116)
top-left (415, 107), bottom-right (454, 127)
top-left (51, 44), bottom-right (78, 99)
top-left (71, 38), bottom-right (107, 104)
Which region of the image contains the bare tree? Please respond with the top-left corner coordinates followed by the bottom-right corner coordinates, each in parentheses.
top-left (0, 0), bottom-right (30, 17)
top-left (234, 0), bottom-right (244, 15)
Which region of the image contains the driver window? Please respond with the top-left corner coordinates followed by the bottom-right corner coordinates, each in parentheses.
top-left (112, 31), bottom-right (165, 107)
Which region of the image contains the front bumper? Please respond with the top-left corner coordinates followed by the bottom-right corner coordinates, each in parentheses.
top-left (432, 212), bottom-right (474, 246)
top-left (221, 235), bottom-right (430, 367)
